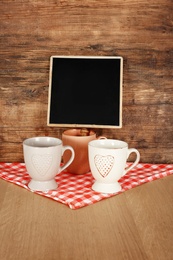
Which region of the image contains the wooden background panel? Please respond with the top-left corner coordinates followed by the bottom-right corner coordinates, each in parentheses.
top-left (0, 0), bottom-right (173, 163)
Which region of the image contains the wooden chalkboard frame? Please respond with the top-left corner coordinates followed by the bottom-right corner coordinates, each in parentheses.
top-left (47, 56), bottom-right (123, 129)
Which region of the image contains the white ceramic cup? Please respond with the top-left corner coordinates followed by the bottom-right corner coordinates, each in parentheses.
top-left (88, 139), bottom-right (140, 194)
top-left (23, 137), bottom-right (75, 191)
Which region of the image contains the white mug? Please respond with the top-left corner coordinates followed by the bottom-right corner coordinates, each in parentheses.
top-left (23, 137), bottom-right (75, 191)
top-left (88, 139), bottom-right (140, 194)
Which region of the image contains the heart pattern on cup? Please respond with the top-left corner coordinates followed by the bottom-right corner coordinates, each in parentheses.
top-left (94, 155), bottom-right (114, 178)
top-left (32, 154), bottom-right (53, 176)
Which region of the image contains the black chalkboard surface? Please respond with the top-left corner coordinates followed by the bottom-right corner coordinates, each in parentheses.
top-left (47, 56), bottom-right (123, 128)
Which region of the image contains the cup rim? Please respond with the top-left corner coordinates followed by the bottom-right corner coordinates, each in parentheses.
top-left (88, 139), bottom-right (128, 149)
top-left (23, 136), bottom-right (62, 147)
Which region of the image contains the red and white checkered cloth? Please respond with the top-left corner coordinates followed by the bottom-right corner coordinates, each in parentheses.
top-left (0, 162), bottom-right (173, 209)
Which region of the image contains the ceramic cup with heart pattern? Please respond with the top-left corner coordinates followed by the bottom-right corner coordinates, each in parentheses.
top-left (23, 137), bottom-right (75, 191)
top-left (88, 139), bottom-right (140, 194)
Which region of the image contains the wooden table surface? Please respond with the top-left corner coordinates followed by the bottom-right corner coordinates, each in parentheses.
top-left (0, 175), bottom-right (173, 260)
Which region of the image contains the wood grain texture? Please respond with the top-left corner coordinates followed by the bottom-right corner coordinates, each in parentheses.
top-left (0, 175), bottom-right (173, 260)
top-left (0, 0), bottom-right (173, 162)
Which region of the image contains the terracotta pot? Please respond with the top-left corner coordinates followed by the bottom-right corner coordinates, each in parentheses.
top-left (62, 129), bottom-right (98, 174)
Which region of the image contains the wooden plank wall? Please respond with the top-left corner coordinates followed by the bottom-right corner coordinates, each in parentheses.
top-left (0, 0), bottom-right (173, 163)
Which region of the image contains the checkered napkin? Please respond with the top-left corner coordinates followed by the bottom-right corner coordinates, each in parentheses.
top-left (0, 163), bottom-right (173, 209)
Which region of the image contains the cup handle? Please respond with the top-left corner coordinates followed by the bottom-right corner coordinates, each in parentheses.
top-left (124, 148), bottom-right (140, 175)
top-left (59, 146), bottom-right (75, 173)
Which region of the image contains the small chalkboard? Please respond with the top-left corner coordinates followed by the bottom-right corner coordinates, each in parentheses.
top-left (47, 56), bottom-right (123, 129)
